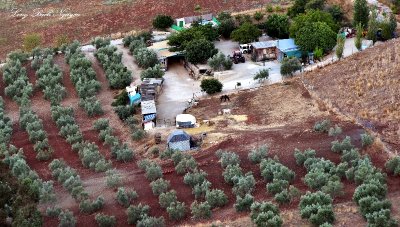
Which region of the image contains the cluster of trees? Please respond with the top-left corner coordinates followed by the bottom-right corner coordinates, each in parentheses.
top-left (259, 156), bottom-right (298, 204)
top-left (19, 107), bottom-right (54, 161)
top-left (299, 191), bottom-right (335, 225)
top-left (0, 98), bottom-right (13, 146)
top-left (95, 213), bottom-right (116, 227)
top-left (106, 168), bottom-right (123, 188)
top-left (30, 47), bottom-right (54, 70)
top-left (137, 158), bottom-right (187, 220)
top-left (2, 59), bottom-right (33, 105)
top-left (93, 38), bottom-right (132, 89)
top-left (152, 15), bottom-right (174, 30)
top-left (2, 145), bottom-right (56, 204)
top-left (65, 41), bottom-right (103, 117)
top-left (116, 187), bottom-right (138, 207)
top-left (207, 52), bottom-right (233, 71)
top-left (93, 118), bottom-right (134, 162)
top-left (250, 201), bottom-right (283, 227)
top-left (126, 203), bottom-right (165, 226)
top-left (35, 55), bottom-right (66, 105)
top-left (216, 150), bottom-right (256, 212)
top-left (50, 105), bottom-right (112, 172)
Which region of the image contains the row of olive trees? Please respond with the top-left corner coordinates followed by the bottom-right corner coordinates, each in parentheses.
top-left (65, 41), bottom-right (103, 117)
top-left (2, 59), bottom-right (33, 106)
top-left (92, 37), bottom-right (132, 89)
top-left (19, 106), bottom-right (54, 161)
top-left (50, 105), bottom-right (112, 172)
top-left (137, 158), bottom-right (186, 221)
top-left (49, 159), bottom-right (105, 214)
top-left (35, 55), bottom-right (66, 105)
top-left (0, 97), bottom-right (13, 146)
top-left (93, 118), bottom-right (134, 162)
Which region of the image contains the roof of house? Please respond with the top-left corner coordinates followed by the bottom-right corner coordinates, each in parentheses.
top-left (251, 41), bottom-right (277, 49)
top-left (181, 13), bottom-right (213, 24)
top-left (277, 39), bottom-right (299, 53)
top-left (167, 130), bottom-right (191, 143)
top-left (148, 40), bottom-right (180, 59)
top-left (141, 100), bottom-right (157, 115)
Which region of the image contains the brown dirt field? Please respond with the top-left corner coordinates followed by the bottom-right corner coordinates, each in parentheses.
top-left (304, 38), bottom-right (400, 154)
top-left (0, 0), bottom-right (272, 60)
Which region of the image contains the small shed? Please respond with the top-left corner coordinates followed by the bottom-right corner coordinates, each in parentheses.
top-left (167, 130), bottom-right (191, 151)
top-left (176, 114), bottom-right (196, 128)
top-left (250, 41), bottom-right (277, 61)
top-left (175, 14), bottom-right (219, 29)
top-left (141, 100), bottom-right (157, 130)
top-left (276, 39), bottom-right (302, 62)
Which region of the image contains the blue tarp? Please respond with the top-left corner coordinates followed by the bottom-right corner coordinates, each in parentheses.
top-left (277, 39), bottom-right (299, 53)
top-left (143, 114), bottom-right (156, 122)
top-left (129, 93), bottom-right (141, 105)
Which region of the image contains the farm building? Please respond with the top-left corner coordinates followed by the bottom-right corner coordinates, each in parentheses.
top-left (173, 13), bottom-right (220, 30)
top-left (141, 100), bottom-right (157, 130)
top-left (167, 130), bottom-right (191, 151)
top-left (250, 41), bottom-right (277, 61)
top-left (176, 114), bottom-right (196, 128)
top-left (276, 39), bottom-right (302, 62)
top-left (126, 85), bottom-right (141, 105)
top-left (148, 40), bottom-right (183, 70)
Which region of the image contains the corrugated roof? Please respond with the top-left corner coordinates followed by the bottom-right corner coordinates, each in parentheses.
top-left (183, 13), bottom-right (213, 24)
top-left (251, 41), bottom-right (277, 49)
top-left (148, 40), bottom-right (180, 59)
top-left (167, 130), bottom-right (190, 143)
top-left (141, 100), bottom-right (156, 115)
top-left (277, 39), bottom-right (299, 52)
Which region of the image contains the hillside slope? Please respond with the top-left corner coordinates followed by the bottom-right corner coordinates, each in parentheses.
top-left (305, 38), bottom-right (400, 152)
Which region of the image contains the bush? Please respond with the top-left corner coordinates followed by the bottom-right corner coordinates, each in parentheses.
top-left (232, 172), bottom-right (256, 197)
top-left (150, 178), bottom-right (170, 195)
top-left (92, 37), bottom-right (111, 49)
top-left (218, 151), bottom-right (240, 168)
top-left (253, 69), bottom-right (269, 82)
top-left (321, 180), bottom-right (344, 198)
top-left (136, 216), bottom-right (165, 227)
top-left (365, 208), bottom-right (398, 227)
top-left (106, 169), bottom-right (122, 188)
top-left (116, 187), bottom-right (138, 207)
top-left (260, 158), bottom-right (295, 182)
top-left (280, 57), bottom-right (302, 77)
top-left (299, 191), bottom-right (335, 225)
top-left (145, 163), bottom-right (163, 181)
top-left (341, 149), bottom-right (360, 166)
top-left (79, 96), bottom-right (104, 117)
top-left (248, 145), bottom-right (269, 164)
top-left (159, 190), bottom-right (177, 208)
top-left (140, 64), bottom-right (164, 80)
top-left (223, 164), bottom-right (243, 185)
top-left (7, 50), bottom-right (29, 62)
top-left (250, 202), bottom-right (282, 227)
top-left (185, 39), bottom-right (218, 64)
top-left (93, 118), bottom-right (110, 131)
top-left (152, 14), bottom-right (174, 30)
top-left (175, 156), bottom-right (198, 174)
top-left (167, 201), bottom-right (186, 220)
top-left (134, 48), bottom-right (159, 69)
top-left (234, 193), bottom-right (254, 212)
top-left (114, 105), bottom-right (135, 121)
top-left (294, 148), bottom-right (316, 166)
top-left (126, 203), bottom-right (150, 225)
top-left (275, 189), bottom-right (291, 204)
top-left (385, 156), bottom-right (400, 176)
top-left (328, 125), bottom-right (342, 137)
top-left (191, 201), bottom-right (212, 219)
top-left (79, 196), bottom-right (105, 214)
top-left (46, 207), bottom-right (62, 217)
top-left (129, 40), bottom-right (147, 55)
top-left (358, 196), bottom-right (391, 218)
top-left (183, 169), bottom-right (207, 187)
top-left (331, 136), bottom-right (354, 153)
top-left (192, 180), bottom-right (211, 199)
top-left (95, 213), bottom-right (116, 227)
top-left (58, 210), bottom-right (76, 227)
top-left (267, 179), bottom-right (289, 195)
top-left (361, 133), bottom-right (374, 147)
top-left (205, 189), bottom-right (228, 208)
top-left (208, 52), bottom-right (233, 71)
top-left (23, 33), bottom-right (42, 52)
top-left (353, 179), bottom-right (387, 205)
top-left (132, 129), bottom-right (146, 141)
top-left (314, 119), bottom-right (331, 132)
top-left (112, 90), bottom-right (129, 106)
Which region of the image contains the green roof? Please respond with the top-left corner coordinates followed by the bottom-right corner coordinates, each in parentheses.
top-left (171, 24), bottom-right (184, 31)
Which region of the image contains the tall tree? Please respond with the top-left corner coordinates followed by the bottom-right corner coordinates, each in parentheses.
top-left (230, 23), bottom-right (262, 43)
top-left (355, 23), bottom-right (363, 51)
top-left (366, 8), bottom-right (378, 43)
top-left (353, 0), bottom-right (369, 28)
top-left (295, 22), bottom-right (337, 52)
top-left (336, 35), bottom-right (345, 59)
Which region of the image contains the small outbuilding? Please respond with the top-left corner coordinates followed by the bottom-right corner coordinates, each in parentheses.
top-left (276, 39), bottom-right (302, 62)
top-left (250, 41), bottom-right (277, 61)
top-left (167, 130), bottom-right (191, 151)
top-left (176, 114), bottom-right (196, 128)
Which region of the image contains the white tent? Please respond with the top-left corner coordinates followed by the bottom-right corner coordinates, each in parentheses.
top-left (176, 114), bottom-right (196, 128)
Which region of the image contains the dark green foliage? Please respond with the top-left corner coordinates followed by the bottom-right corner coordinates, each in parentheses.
top-left (290, 10), bottom-right (339, 37)
top-left (191, 201), bottom-right (212, 219)
top-left (299, 191), bottom-right (335, 225)
top-left (231, 23), bottom-right (262, 43)
top-left (294, 148), bottom-right (316, 166)
top-left (218, 151), bottom-right (241, 168)
top-left (260, 158), bottom-right (295, 182)
top-left (341, 149), bottom-right (360, 166)
top-left (95, 213), bottom-right (116, 227)
top-left (114, 105), bottom-right (135, 121)
top-left (353, 179), bottom-right (387, 205)
top-left (234, 193), bottom-right (254, 212)
top-left (263, 14), bottom-right (290, 38)
top-left (167, 201), bottom-right (186, 220)
top-left (223, 164), bottom-right (243, 185)
top-left (275, 189), bottom-right (291, 204)
top-left (305, 0), bottom-right (326, 11)
top-left (140, 64), bottom-right (164, 80)
top-left (218, 18), bottom-right (237, 39)
top-left (280, 57), bottom-right (302, 77)
top-left (353, 0), bottom-right (369, 28)
top-left (79, 96), bottom-right (104, 117)
top-left (183, 169), bottom-right (207, 187)
top-left (112, 90), bottom-right (129, 107)
top-left (150, 178), bottom-right (170, 195)
top-left (267, 179), bottom-right (289, 195)
top-left (192, 180), bottom-right (211, 199)
top-left (152, 14), bottom-right (174, 30)
top-left (185, 39), bottom-right (218, 64)
top-left (205, 189), bottom-right (228, 208)
top-left (351, 158), bottom-right (386, 185)
top-left (327, 5), bottom-right (344, 23)
top-left (208, 52), bottom-right (233, 71)
top-left (331, 136), bottom-right (354, 153)
top-left (232, 172), bottom-right (256, 197)
top-left (134, 48), bottom-right (159, 69)
top-left (168, 24), bottom-right (219, 50)
top-left (137, 216), bottom-right (165, 227)
top-left (361, 133), bottom-right (374, 147)
top-left (248, 145), bottom-right (269, 164)
top-left (253, 69), bottom-right (269, 82)
top-left (295, 21), bottom-right (337, 52)
top-left (358, 196), bottom-right (391, 218)
top-left (288, 0), bottom-right (308, 17)
top-left (385, 156), bottom-right (400, 176)
top-left (129, 40), bottom-right (147, 55)
top-left (200, 78), bottom-right (223, 95)
top-left (159, 190), bottom-right (178, 208)
top-left (250, 202), bottom-right (282, 227)
top-left (92, 37), bottom-right (111, 49)
top-left (116, 187), bottom-right (138, 207)
top-left (126, 203), bottom-right (150, 225)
